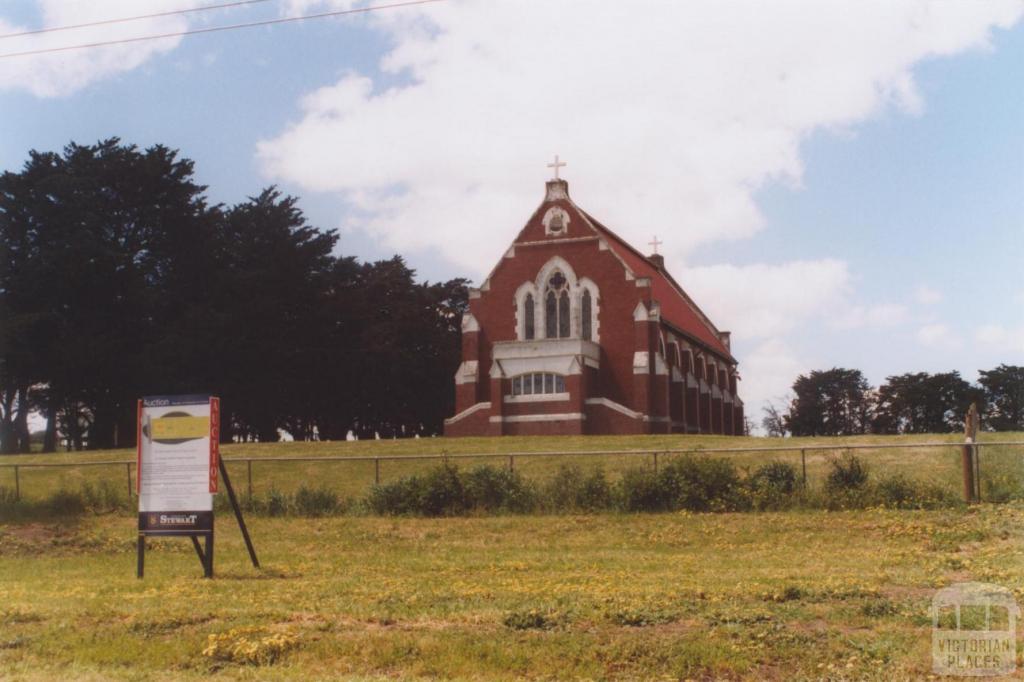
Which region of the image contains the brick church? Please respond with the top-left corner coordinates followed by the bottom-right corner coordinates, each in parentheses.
top-left (444, 161), bottom-right (743, 437)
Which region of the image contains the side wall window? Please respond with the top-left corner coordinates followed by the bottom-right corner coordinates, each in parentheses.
top-left (581, 289), bottom-right (592, 340)
top-left (524, 294), bottom-right (535, 340)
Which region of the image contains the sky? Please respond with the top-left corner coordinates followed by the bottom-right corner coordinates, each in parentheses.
top-left (2, 0), bottom-right (1022, 428)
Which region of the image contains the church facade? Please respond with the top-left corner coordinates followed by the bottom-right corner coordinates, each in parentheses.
top-left (444, 173), bottom-right (743, 437)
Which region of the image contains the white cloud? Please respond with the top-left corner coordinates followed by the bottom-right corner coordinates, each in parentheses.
top-left (680, 259), bottom-right (850, 339)
top-left (975, 324), bottom-right (1024, 354)
top-left (0, 1), bottom-right (204, 98)
top-left (829, 302), bottom-right (909, 330)
top-left (913, 284), bottom-right (943, 305)
top-left (917, 323), bottom-right (963, 349)
top-left (258, 0), bottom-right (1023, 277)
top-left (738, 337), bottom-right (804, 425)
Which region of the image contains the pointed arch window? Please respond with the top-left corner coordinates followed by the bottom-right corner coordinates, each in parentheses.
top-left (581, 289), bottom-right (592, 341)
top-left (544, 271), bottom-right (570, 338)
top-left (524, 294), bottom-right (535, 340)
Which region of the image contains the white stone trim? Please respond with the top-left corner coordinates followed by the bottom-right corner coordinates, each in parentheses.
top-left (542, 206), bottom-right (571, 236)
top-left (633, 351), bottom-right (649, 374)
top-left (633, 302), bottom-right (648, 322)
top-left (643, 415), bottom-right (670, 423)
top-left (516, 236), bottom-right (598, 248)
top-left (453, 360), bottom-right (479, 385)
top-left (585, 397), bottom-right (641, 420)
top-left (577, 276), bottom-right (601, 344)
top-left (513, 281), bottom-right (540, 341)
top-left (654, 352), bottom-right (669, 376)
top-left (444, 402), bottom-right (492, 425)
top-left (489, 413), bottom-right (585, 423)
top-left (461, 313), bottom-right (480, 333)
top-left (504, 393), bottom-right (570, 404)
top-left (635, 277), bottom-right (652, 288)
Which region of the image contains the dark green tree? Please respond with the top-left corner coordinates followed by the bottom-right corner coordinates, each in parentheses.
top-left (783, 368), bottom-right (872, 436)
top-left (978, 364), bottom-right (1024, 431)
top-left (871, 371), bottom-right (980, 434)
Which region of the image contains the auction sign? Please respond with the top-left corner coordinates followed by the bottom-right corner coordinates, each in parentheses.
top-left (137, 395), bottom-right (219, 535)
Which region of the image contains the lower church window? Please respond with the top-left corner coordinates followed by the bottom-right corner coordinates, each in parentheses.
top-left (511, 372), bottom-right (566, 396)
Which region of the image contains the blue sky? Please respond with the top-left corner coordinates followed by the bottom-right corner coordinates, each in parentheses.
top-left (2, 1), bottom-right (1022, 421)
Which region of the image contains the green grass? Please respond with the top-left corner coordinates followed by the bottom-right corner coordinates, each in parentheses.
top-left (1, 432), bottom-right (1021, 504)
top-left (2, 434), bottom-right (1024, 679)
top-left (3, 505), bottom-right (1024, 679)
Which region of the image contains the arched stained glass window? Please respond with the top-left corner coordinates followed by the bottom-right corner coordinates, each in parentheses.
top-left (581, 289), bottom-right (592, 340)
top-left (524, 294), bottom-right (535, 340)
top-left (545, 291), bottom-right (557, 338)
top-left (558, 291), bottom-right (569, 338)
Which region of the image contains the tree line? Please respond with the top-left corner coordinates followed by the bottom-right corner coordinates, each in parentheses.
top-left (0, 139), bottom-right (468, 452)
top-left (762, 366), bottom-right (1024, 437)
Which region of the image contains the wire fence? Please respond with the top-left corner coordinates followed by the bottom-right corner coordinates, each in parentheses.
top-left (2, 440), bottom-right (1022, 504)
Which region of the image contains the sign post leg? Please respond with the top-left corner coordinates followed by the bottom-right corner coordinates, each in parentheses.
top-left (218, 458), bottom-right (259, 569)
top-left (136, 535), bottom-right (145, 578)
top-left (204, 528), bottom-right (214, 579)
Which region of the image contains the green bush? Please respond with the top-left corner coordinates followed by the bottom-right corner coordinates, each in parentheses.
top-left (293, 485), bottom-right (340, 516)
top-left (873, 475), bottom-right (959, 510)
top-left (47, 489), bottom-right (86, 515)
top-left (368, 463), bottom-right (468, 517)
top-left (749, 461), bottom-right (799, 511)
top-left (543, 465), bottom-right (613, 512)
top-left (618, 467), bottom-right (667, 512)
top-left (658, 456), bottom-right (748, 512)
top-left (80, 480), bottom-right (128, 513)
top-left (462, 465), bottom-right (537, 513)
top-left (266, 487), bottom-right (290, 517)
top-left (826, 454), bottom-right (869, 493)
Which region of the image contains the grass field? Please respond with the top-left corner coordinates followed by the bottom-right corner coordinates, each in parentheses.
top-left (2, 432), bottom-right (1023, 503)
top-left (2, 434), bottom-right (1024, 680)
top-left (3, 506), bottom-right (1024, 679)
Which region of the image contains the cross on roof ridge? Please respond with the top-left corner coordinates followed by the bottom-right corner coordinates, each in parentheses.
top-left (547, 154), bottom-right (566, 180)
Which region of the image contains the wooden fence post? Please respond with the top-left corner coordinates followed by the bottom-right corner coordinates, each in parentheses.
top-left (126, 463), bottom-right (133, 498)
top-left (374, 458), bottom-right (380, 485)
top-left (14, 465), bottom-right (19, 501)
top-left (247, 460), bottom-right (253, 500)
top-left (962, 403), bottom-right (980, 503)
top-left (801, 450), bottom-right (807, 489)
top-left (508, 455), bottom-right (514, 472)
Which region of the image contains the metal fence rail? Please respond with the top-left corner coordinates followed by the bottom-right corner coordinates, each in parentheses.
top-left (2, 440), bottom-right (1022, 502)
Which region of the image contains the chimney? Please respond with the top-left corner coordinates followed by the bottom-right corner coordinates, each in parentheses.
top-left (719, 331), bottom-right (731, 351)
top-left (545, 179), bottom-right (569, 202)
top-left (648, 253), bottom-right (665, 270)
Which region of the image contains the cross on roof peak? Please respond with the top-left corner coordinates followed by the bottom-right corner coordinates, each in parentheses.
top-left (648, 236), bottom-right (663, 255)
top-left (547, 154), bottom-right (566, 180)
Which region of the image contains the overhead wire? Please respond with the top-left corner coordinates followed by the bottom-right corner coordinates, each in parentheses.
top-left (0, 0), bottom-right (275, 40)
top-left (0, 0), bottom-right (445, 59)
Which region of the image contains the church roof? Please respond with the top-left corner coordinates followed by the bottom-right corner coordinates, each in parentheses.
top-left (574, 207), bottom-right (734, 361)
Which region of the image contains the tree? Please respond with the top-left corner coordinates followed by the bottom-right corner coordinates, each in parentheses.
top-left (784, 368), bottom-right (872, 436)
top-left (761, 401), bottom-right (787, 437)
top-left (872, 371), bottom-right (980, 434)
top-left (978, 364), bottom-right (1024, 431)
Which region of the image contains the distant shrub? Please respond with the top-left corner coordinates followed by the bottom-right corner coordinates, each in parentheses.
top-left (417, 463), bottom-right (467, 516)
top-left (826, 454), bottom-right (869, 493)
top-left (749, 461), bottom-right (800, 511)
top-left (80, 480), bottom-right (128, 513)
top-left (618, 467), bottom-right (667, 512)
top-left (981, 472), bottom-right (1024, 504)
top-left (543, 465), bottom-right (613, 512)
top-left (873, 475), bottom-right (959, 510)
top-left (266, 488), bottom-right (290, 517)
top-left (658, 456), bottom-right (748, 512)
top-left (462, 465), bottom-right (537, 513)
top-left (47, 489), bottom-right (86, 516)
top-left (293, 485), bottom-right (340, 516)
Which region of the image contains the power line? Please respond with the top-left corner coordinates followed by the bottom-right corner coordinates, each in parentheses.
top-left (0, 0), bottom-right (445, 59)
top-left (0, 0), bottom-right (274, 40)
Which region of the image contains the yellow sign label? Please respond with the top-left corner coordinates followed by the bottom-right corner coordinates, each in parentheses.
top-left (151, 416), bottom-right (209, 440)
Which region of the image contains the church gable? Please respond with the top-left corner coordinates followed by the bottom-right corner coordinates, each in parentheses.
top-left (446, 161), bottom-right (743, 438)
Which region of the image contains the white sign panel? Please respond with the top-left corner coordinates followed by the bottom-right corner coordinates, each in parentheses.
top-left (137, 395), bottom-right (219, 533)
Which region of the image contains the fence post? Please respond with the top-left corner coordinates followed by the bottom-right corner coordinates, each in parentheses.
top-left (14, 465), bottom-right (19, 501)
top-left (374, 458), bottom-right (380, 485)
top-left (801, 450), bottom-right (807, 489)
top-left (962, 403), bottom-right (980, 504)
top-left (247, 460), bottom-right (253, 500)
top-left (653, 452), bottom-right (659, 473)
top-left (126, 462), bottom-right (133, 498)
top-left (508, 455), bottom-right (514, 472)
